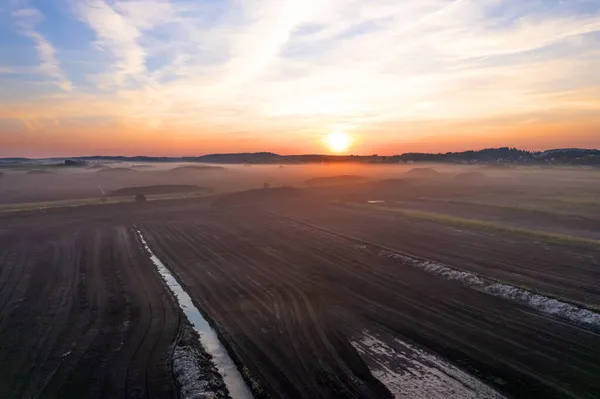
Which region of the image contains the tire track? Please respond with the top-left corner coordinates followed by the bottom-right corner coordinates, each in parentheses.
top-left (141, 211), bottom-right (600, 398)
top-left (1, 224), bottom-right (181, 399)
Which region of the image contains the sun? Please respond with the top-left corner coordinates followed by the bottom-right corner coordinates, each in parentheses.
top-left (325, 131), bottom-right (352, 153)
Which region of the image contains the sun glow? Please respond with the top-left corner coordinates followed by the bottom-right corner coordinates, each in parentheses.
top-left (325, 131), bottom-right (352, 153)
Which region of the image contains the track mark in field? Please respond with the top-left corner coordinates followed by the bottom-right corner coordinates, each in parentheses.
top-left (0, 226), bottom-right (181, 399)
top-left (379, 250), bottom-right (600, 328)
top-left (138, 211), bottom-right (600, 398)
top-left (273, 212), bottom-right (600, 329)
top-left (141, 220), bottom-right (395, 398)
top-left (117, 226), bottom-right (159, 399)
top-left (271, 205), bottom-right (600, 306)
top-left (351, 329), bottom-right (505, 399)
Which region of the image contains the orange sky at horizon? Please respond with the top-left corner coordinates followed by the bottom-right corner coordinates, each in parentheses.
top-left (2, 0), bottom-right (599, 158)
top-left (2, 118), bottom-right (599, 158)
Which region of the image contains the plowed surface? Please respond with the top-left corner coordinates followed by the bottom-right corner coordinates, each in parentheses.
top-left (0, 224), bottom-right (181, 399)
top-left (3, 187), bottom-right (600, 399)
top-left (383, 199), bottom-right (600, 240)
top-left (140, 208), bottom-right (600, 399)
top-left (278, 202), bottom-right (600, 307)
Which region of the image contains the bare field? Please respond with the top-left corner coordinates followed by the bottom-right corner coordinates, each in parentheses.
top-left (279, 202), bottom-right (600, 309)
top-left (0, 224), bottom-right (185, 398)
top-left (2, 164), bottom-right (600, 398)
top-left (374, 199), bottom-right (600, 241)
top-left (139, 206), bottom-right (600, 398)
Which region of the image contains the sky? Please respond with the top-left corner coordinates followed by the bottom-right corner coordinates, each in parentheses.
top-left (1, 0), bottom-right (599, 157)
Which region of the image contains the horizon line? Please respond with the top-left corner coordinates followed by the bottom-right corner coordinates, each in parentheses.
top-left (2, 146), bottom-right (599, 161)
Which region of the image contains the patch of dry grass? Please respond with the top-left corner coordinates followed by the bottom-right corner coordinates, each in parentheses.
top-left (357, 203), bottom-right (600, 247)
top-left (422, 196), bottom-right (600, 219)
top-left (0, 191), bottom-right (215, 214)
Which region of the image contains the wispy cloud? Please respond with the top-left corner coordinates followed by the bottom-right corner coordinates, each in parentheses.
top-left (11, 6), bottom-right (73, 91)
top-left (2, 0), bottom-right (600, 152)
top-left (71, 0), bottom-right (148, 88)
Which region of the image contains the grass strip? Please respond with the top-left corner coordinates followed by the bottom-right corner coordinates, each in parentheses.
top-left (424, 198), bottom-right (600, 219)
top-left (355, 203), bottom-right (600, 248)
top-left (0, 191), bottom-right (214, 214)
top-left (0, 197), bottom-right (131, 213)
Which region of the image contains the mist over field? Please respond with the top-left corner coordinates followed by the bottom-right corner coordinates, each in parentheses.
top-left (3, 0), bottom-right (600, 396)
top-left (2, 160), bottom-right (598, 205)
top-left (2, 160), bottom-right (600, 398)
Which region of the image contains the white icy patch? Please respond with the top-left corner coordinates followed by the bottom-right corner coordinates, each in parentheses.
top-left (381, 251), bottom-right (485, 286)
top-left (173, 345), bottom-right (212, 399)
top-left (368, 200), bottom-right (385, 204)
top-left (379, 250), bottom-right (600, 328)
top-left (352, 330), bottom-right (505, 399)
top-left (484, 283), bottom-right (600, 327)
top-left (136, 230), bottom-right (253, 399)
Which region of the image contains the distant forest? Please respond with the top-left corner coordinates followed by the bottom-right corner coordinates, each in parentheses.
top-left (2, 147), bottom-right (600, 166)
